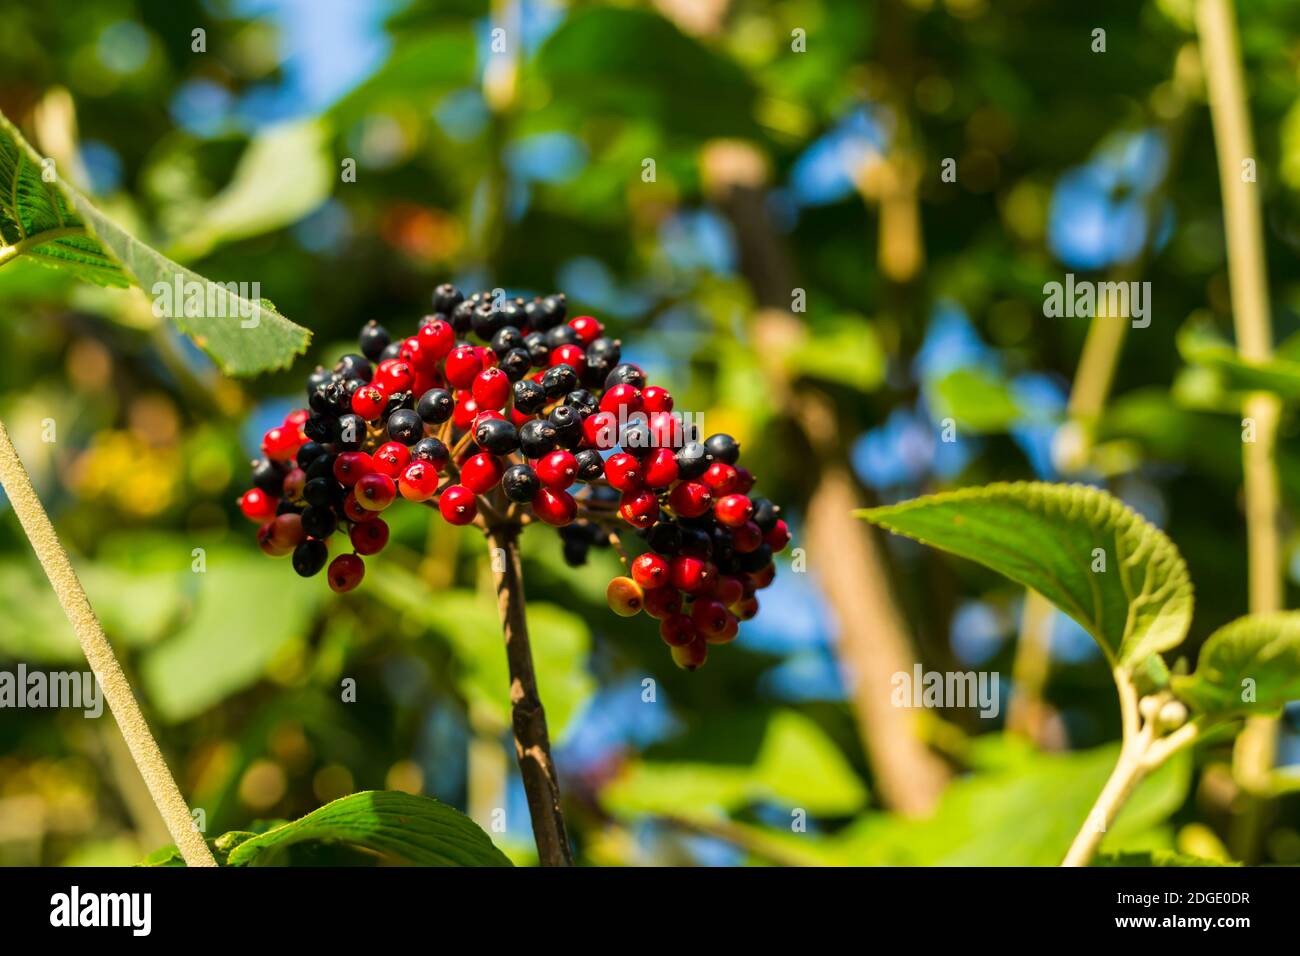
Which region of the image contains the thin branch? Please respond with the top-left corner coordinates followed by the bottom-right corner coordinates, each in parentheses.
top-left (484, 521), bottom-right (573, 866)
top-left (1062, 671), bottom-right (1151, 867)
top-left (1198, 0), bottom-right (1283, 861)
top-left (0, 419), bottom-right (216, 867)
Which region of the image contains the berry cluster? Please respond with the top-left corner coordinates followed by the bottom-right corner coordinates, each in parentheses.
top-left (238, 284), bottom-right (788, 669)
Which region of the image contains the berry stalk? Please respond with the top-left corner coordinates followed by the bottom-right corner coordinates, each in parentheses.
top-left (484, 521), bottom-right (574, 866)
top-left (0, 420), bottom-right (217, 867)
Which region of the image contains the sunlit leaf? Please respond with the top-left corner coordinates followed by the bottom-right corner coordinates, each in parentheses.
top-left (1172, 612), bottom-right (1300, 717)
top-left (0, 110), bottom-right (310, 375)
top-left (859, 482), bottom-right (1193, 670)
top-left (144, 791), bottom-right (511, 867)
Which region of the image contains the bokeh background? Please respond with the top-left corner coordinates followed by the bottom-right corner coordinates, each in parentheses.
top-left (2, 0), bottom-right (1300, 866)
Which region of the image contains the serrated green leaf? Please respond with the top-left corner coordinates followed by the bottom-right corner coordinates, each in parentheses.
top-left (858, 482), bottom-right (1193, 669)
top-left (0, 110), bottom-right (310, 375)
top-left (1171, 613), bottom-right (1300, 717)
top-left (144, 792), bottom-right (510, 867)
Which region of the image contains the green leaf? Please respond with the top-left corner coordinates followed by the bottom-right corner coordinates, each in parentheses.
top-left (166, 119), bottom-right (333, 260)
top-left (0, 110), bottom-right (310, 375)
top-left (1171, 613), bottom-right (1300, 717)
top-left (145, 792), bottom-right (511, 867)
top-left (1177, 319), bottom-right (1300, 401)
top-left (602, 710), bottom-right (867, 818)
top-left (729, 737), bottom-right (1191, 866)
top-left (928, 367), bottom-right (1027, 433)
top-left (139, 551), bottom-right (325, 722)
top-left (858, 482), bottom-right (1193, 669)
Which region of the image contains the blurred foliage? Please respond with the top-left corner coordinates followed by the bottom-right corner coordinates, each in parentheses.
top-left (2, 0), bottom-right (1300, 868)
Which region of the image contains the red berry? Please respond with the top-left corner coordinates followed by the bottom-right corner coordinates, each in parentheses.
top-left (284, 408), bottom-right (310, 430)
top-left (732, 521), bottom-right (763, 553)
top-left (239, 488), bottom-right (278, 522)
top-left (568, 315), bottom-right (603, 344)
top-left (344, 493), bottom-right (378, 522)
top-left (472, 409), bottom-right (506, 431)
top-left (472, 367), bottom-right (511, 410)
top-left (642, 386), bottom-right (673, 413)
top-left (668, 481), bottom-right (713, 518)
top-left (749, 563), bottom-right (777, 589)
top-left (671, 637), bottom-right (709, 670)
top-left (670, 555), bottom-right (715, 593)
top-left (642, 447), bottom-right (679, 488)
top-left (583, 411), bottom-right (619, 450)
top-left (647, 411), bottom-right (683, 448)
top-left (604, 452), bottom-right (643, 492)
top-left (764, 519), bottom-right (791, 552)
top-left (334, 451), bottom-right (373, 486)
top-left (733, 466), bottom-right (755, 495)
top-left (439, 485), bottom-right (478, 525)
top-left (453, 393), bottom-right (480, 430)
top-left (352, 384), bottom-right (387, 419)
top-left (550, 343), bottom-right (586, 374)
top-left (349, 518), bottom-right (389, 555)
top-left (606, 576), bottom-right (645, 616)
top-left (356, 472), bottom-right (397, 511)
top-left (445, 345), bottom-right (482, 389)
top-left (643, 585), bottom-right (682, 620)
top-left (536, 449), bottom-right (578, 489)
top-left (631, 552), bottom-right (671, 589)
top-left (734, 596), bottom-right (759, 621)
top-left (532, 487), bottom-right (577, 526)
top-left (373, 442), bottom-right (411, 478)
top-left (461, 452), bottom-right (504, 494)
top-left (262, 425), bottom-right (300, 461)
top-left (419, 318), bottom-right (455, 358)
top-left (282, 467), bottom-right (306, 501)
top-left (399, 461), bottom-right (441, 501)
top-left (691, 598), bottom-right (730, 638)
top-left (714, 493), bottom-right (754, 528)
top-left (600, 383), bottom-right (642, 416)
top-left (376, 359), bottom-right (414, 394)
top-left (708, 613), bottom-right (740, 645)
top-left (702, 462), bottom-right (738, 494)
top-left (257, 513), bottom-right (303, 556)
top-left (327, 553), bottom-right (366, 593)
top-left (400, 335), bottom-right (435, 372)
top-left (659, 612), bottom-right (695, 647)
top-left (511, 406), bottom-right (534, 429)
top-left (715, 575), bottom-right (745, 608)
top-left (619, 489), bottom-right (658, 529)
